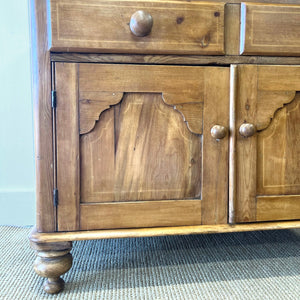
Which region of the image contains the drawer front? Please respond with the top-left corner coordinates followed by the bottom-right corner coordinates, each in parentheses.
top-left (50, 0), bottom-right (224, 55)
top-left (241, 3), bottom-right (300, 56)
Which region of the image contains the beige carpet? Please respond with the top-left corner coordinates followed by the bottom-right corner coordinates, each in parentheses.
top-left (0, 226), bottom-right (299, 300)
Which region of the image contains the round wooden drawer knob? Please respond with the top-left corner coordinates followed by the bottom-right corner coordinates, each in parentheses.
top-left (239, 123), bottom-right (256, 138)
top-left (211, 125), bottom-right (227, 140)
top-left (130, 10), bottom-right (153, 37)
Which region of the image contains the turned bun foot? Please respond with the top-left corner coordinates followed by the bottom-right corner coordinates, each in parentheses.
top-left (30, 241), bottom-right (73, 294)
top-left (43, 277), bottom-right (65, 294)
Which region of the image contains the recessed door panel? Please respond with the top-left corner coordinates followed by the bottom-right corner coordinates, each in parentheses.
top-left (80, 92), bottom-right (202, 203)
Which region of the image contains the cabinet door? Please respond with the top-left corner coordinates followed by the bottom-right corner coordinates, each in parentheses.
top-left (235, 65), bottom-right (300, 223)
top-left (55, 63), bottom-right (229, 231)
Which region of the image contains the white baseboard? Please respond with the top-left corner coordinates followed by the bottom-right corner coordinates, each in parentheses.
top-left (0, 190), bottom-right (35, 226)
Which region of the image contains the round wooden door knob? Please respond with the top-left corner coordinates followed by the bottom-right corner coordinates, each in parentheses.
top-left (130, 10), bottom-right (153, 37)
top-left (211, 125), bottom-right (227, 140)
top-left (239, 123), bottom-right (256, 138)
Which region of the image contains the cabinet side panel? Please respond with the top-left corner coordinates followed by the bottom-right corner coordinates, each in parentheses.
top-left (56, 63), bottom-right (80, 231)
top-left (30, 0), bottom-right (55, 232)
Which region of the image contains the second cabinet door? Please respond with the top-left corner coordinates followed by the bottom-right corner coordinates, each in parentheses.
top-left (236, 65), bottom-right (300, 223)
top-left (55, 63), bottom-right (229, 231)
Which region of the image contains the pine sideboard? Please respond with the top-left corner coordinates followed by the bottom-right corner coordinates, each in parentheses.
top-left (29, 0), bottom-right (300, 294)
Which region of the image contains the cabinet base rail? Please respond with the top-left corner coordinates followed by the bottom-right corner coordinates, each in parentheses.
top-left (29, 221), bottom-right (299, 294)
top-left (30, 221), bottom-right (300, 243)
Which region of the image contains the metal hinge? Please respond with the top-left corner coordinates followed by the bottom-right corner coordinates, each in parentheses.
top-left (53, 188), bottom-right (58, 207)
top-left (51, 90), bottom-right (57, 108)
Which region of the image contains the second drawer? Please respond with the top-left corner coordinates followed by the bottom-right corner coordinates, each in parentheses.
top-left (240, 2), bottom-right (300, 56)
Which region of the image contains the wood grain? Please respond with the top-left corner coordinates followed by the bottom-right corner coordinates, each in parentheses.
top-left (229, 65), bottom-right (238, 224)
top-left (224, 4), bottom-right (240, 55)
top-left (257, 93), bottom-right (300, 195)
top-left (235, 65), bottom-right (258, 223)
top-left (80, 93), bottom-right (202, 203)
top-left (205, 0), bottom-right (300, 3)
top-left (30, 0), bottom-right (300, 294)
top-left (162, 93), bottom-right (203, 134)
top-left (79, 64), bottom-right (206, 135)
top-left (55, 63), bottom-right (80, 231)
top-left (51, 53), bottom-right (300, 66)
top-left (80, 200), bottom-right (202, 230)
top-left (79, 64), bottom-right (204, 97)
top-left (79, 91), bottom-right (124, 134)
top-left (50, 0), bottom-right (224, 55)
top-left (258, 66), bottom-right (300, 91)
top-left (241, 3), bottom-right (300, 56)
top-left (30, 0), bottom-right (55, 232)
top-left (78, 64), bottom-right (229, 227)
top-left (31, 240), bottom-right (72, 294)
top-left (256, 91), bottom-right (296, 130)
top-left (256, 196), bottom-right (300, 221)
top-left (29, 221), bottom-right (300, 244)
top-left (236, 65), bottom-right (300, 223)
top-left (201, 68), bottom-right (229, 225)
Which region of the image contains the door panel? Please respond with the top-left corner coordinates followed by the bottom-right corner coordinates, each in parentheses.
top-left (235, 65), bottom-right (300, 223)
top-left (80, 93), bottom-right (202, 203)
top-left (80, 200), bottom-right (202, 230)
top-left (256, 196), bottom-right (300, 222)
top-left (55, 63), bottom-right (229, 231)
top-left (257, 94), bottom-right (300, 196)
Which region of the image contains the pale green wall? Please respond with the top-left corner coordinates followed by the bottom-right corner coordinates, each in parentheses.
top-left (0, 0), bottom-right (35, 225)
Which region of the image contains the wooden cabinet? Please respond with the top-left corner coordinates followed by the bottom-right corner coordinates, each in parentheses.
top-left (29, 0), bottom-right (300, 294)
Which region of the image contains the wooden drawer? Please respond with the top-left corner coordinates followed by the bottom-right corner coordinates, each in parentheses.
top-left (240, 3), bottom-right (300, 56)
top-left (50, 0), bottom-right (225, 55)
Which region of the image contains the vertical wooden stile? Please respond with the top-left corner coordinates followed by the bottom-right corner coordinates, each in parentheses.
top-left (30, 0), bottom-right (55, 232)
top-left (225, 4), bottom-right (241, 55)
top-left (229, 65), bottom-right (237, 224)
top-left (56, 63), bottom-right (80, 231)
top-left (51, 62), bottom-right (58, 230)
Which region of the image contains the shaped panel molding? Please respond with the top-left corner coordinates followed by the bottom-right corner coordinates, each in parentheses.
top-left (79, 92), bottom-right (124, 135)
top-left (257, 93), bottom-right (300, 195)
top-left (80, 92), bottom-right (204, 136)
top-left (257, 91), bottom-right (296, 131)
top-left (162, 93), bottom-right (203, 135)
